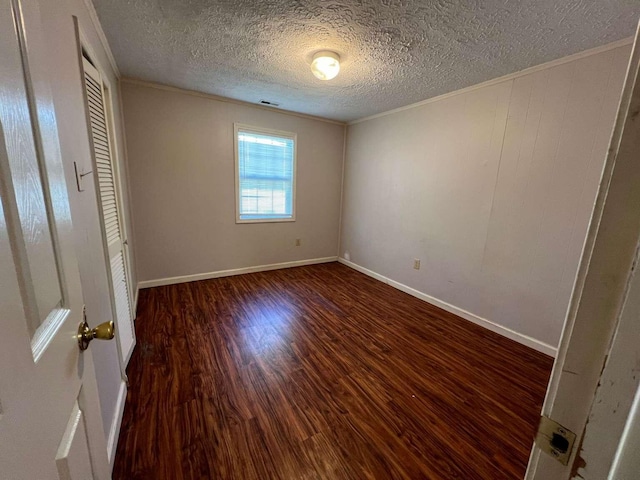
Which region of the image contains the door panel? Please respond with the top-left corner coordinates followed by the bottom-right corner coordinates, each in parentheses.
top-left (0, 0), bottom-right (110, 478)
top-left (0, 0), bottom-right (63, 340)
top-left (55, 401), bottom-right (93, 480)
top-left (82, 57), bottom-right (136, 366)
top-left (111, 250), bottom-right (135, 360)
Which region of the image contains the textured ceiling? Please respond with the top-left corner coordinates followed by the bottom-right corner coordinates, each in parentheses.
top-left (92, 0), bottom-right (640, 122)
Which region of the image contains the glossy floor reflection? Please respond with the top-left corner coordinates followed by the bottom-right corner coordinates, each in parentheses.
top-left (114, 262), bottom-right (553, 479)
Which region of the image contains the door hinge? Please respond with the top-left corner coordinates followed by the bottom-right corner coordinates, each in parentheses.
top-left (534, 415), bottom-right (577, 465)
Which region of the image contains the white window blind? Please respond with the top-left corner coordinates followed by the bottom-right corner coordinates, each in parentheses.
top-left (236, 125), bottom-right (296, 222)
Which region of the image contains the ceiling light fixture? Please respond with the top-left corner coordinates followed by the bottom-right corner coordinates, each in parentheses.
top-left (311, 51), bottom-right (340, 81)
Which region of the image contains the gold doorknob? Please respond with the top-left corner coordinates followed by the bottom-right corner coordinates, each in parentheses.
top-left (78, 320), bottom-right (115, 351)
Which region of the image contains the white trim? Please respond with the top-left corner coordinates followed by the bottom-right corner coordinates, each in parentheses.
top-left (107, 380), bottom-right (127, 470)
top-left (138, 257), bottom-right (339, 289)
top-left (116, 77), bottom-right (138, 307)
top-left (234, 123), bottom-right (297, 224)
top-left (31, 308), bottom-right (70, 363)
top-left (82, 0), bottom-right (120, 78)
top-left (338, 258), bottom-right (557, 357)
top-left (101, 81), bottom-right (135, 312)
top-left (236, 218), bottom-right (296, 224)
top-left (349, 37), bottom-right (634, 125)
top-left (121, 78), bottom-right (346, 126)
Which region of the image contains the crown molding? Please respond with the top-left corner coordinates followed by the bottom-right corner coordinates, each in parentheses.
top-left (121, 77), bottom-right (347, 126)
top-left (350, 37), bottom-right (634, 126)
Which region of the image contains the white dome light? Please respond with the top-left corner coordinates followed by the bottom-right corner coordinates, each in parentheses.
top-left (311, 51), bottom-right (340, 81)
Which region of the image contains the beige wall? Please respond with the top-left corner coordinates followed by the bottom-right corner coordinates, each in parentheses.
top-left (340, 44), bottom-right (631, 352)
top-left (37, 0), bottom-right (134, 463)
top-left (121, 82), bottom-right (345, 284)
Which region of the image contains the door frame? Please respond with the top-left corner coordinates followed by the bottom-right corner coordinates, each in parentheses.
top-left (72, 17), bottom-right (135, 467)
top-left (526, 20), bottom-right (640, 479)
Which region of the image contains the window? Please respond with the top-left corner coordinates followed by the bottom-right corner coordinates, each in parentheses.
top-left (234, 124), bottom-right (296, 223)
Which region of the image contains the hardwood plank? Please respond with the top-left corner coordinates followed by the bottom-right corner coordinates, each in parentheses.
top-left (114, 262), bottom-right (552, 479)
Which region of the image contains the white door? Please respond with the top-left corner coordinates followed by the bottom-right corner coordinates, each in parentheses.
top-left (526, 20), bottom-right (640, 480)
top-left (0, 0), bottom-right (111, 478)
top-left (81, 57), bottom-right (136, 367)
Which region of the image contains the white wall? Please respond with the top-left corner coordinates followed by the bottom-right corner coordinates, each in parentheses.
top-left (340, 44), bottom-right (631, 353)
top-left (36, 0), bottom-right (133, 464)
top-left (121, 81), bottom-right (345, 285)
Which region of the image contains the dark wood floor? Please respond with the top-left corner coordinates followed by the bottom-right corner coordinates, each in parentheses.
top-left (114, 262), bottom-right (553, 479)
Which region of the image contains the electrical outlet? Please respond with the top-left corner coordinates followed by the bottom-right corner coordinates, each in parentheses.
top-left (413, 259), bottom-right (421, 270)
top-left (295, 238), bottom-right (301, 247)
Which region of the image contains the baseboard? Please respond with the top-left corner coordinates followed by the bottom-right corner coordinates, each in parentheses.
top-left (138, 256), bottom-right (339, 289)
top-left (108, 380), bottom-right (127, 470)
top-left (338, 258), bottom-right (557, 357)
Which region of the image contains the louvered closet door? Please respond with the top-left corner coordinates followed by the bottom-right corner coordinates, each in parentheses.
top-left (83, 58), bottom-right (136, 366)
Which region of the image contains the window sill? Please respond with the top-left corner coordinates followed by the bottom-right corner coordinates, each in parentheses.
top-left (236, 217), bottom-right (296, 224)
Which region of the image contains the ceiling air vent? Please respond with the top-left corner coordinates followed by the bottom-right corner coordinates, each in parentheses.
top-left (259, 100), bottom-right (280, 107)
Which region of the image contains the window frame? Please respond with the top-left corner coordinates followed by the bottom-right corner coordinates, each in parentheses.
top-left (234, 123), bottom-right (297, 224)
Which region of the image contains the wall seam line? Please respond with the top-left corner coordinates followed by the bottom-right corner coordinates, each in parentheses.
top-left (337, 124), bottom-right (347, 257)
top-left (479, 79), bottom-right (515, 271)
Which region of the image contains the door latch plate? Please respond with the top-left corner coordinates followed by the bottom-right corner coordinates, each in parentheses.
top-left (535, 416), bottom-right (576, 465)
